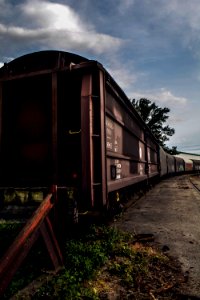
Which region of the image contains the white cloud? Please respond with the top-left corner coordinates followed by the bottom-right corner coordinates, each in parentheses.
top-left (0, 0), bottom-right (123, 56)
top-left (129, 87), bottom-right (189, 129)
top-left (154, 88), bottom-right (187, 106)
top-left (131, 88), bottom-right (187, 108)
top-left (152, 1), bottom-right (200, 56)
top-left (107, 61), bottom-right (138, 90)
top-left (21, 0), bottom-right (89, 32)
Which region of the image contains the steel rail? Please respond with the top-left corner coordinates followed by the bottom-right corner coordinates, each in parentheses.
top-left (189, 175), bottom-right (200, 193)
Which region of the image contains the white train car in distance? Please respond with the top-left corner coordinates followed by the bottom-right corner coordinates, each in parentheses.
top-left (175, 152), bottom-right (200, 172)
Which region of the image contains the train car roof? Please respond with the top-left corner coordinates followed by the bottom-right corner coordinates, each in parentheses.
top-left (0, 50), bottom-right (159, 146)
top-left (0, 50), bottom-right (89, 76)
top-left (175, 153), bottom-right (200, 161)
top-left (179, 157), bottom-right (193, 164)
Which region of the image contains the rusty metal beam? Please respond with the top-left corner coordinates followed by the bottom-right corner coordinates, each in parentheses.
top-left (0, 193), bottom-right (53, 275)
top-left (0, 192), bottom-right (63, 297)
top-left (0, 68), bottom-right (55, 82)
top-left (0, 228), bottom-right (40, 296)
top-left (0, 82), bottom-right (2, 153)
top-left (99, 70), bottom-right (107, 206)
top-left (40, 216), bottom-right (63, 270)
top-left (52, 72), bottom-right (58, 183)
top-left (81, 74), bottom-right (93, 207)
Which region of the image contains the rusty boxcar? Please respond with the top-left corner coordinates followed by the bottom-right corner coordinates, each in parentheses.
top-left (0, 51), bottom-right (159, 215)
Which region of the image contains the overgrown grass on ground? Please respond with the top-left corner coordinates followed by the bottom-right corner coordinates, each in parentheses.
top-left (30, 225), bottom-right (183, 300)
top-left (1, 223), bottom-right (184, 299)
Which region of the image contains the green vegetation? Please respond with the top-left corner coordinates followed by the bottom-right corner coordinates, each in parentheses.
top-left (30, 225), bottom-right (183, 300)
top-left (33, 225), bottom-right (122, 299)
top-left (132, 98), bottom-right (179, 154)
top-left (0, 220), bottom-right (23, 257)
top-left (1, 224), bottom-right (183, 299)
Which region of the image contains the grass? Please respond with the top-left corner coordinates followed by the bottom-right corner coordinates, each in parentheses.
top-left (0, 219), bottom-right (23, 257)
top-left (1, 222), bottom-right (184, 299)
top-left (28, 225), bottom-right (183, 300)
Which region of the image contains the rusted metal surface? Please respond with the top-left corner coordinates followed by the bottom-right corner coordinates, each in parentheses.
top-left (159, 146), bottom-right (168, 177)
top-left (40, 216), bottom-right (63, 270)
top-left (0, 74), bottom-right (53, 186)
top-left (0, 192), bottom-right (63, 297)
top-left (0, 50), bottom-right (160, 211)
top-left (0, 82), bottom-right (2, 153)
top-left (105, 85), bottom-right (153, 192)
top-left (80, 69), bottom-right (108, 209)
top-left (52, 72), bottom-right (58, 183)
top-left (107, 174), bottom-right (148, 192)
top-left (145, 133), bottom-right (159, 177)
top-left (167, 154), bottom-right (176, 174)
top-left (99, 70), bottom-right (107, 206)
top-left (105, 86), bottom-right (144, 140)
top-left (81, 74), bottom-right (93, 207)
top-left (159, 147), bottom-right (176, 176)
top-left (0, 227), bottom-right (40, 297)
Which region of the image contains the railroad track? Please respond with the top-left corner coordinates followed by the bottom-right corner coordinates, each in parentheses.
top-left (189, 174), bottom-right (200, 193)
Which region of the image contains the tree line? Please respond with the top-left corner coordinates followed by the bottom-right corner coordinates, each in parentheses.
top-left (131, 98), bottom-right (178, 155)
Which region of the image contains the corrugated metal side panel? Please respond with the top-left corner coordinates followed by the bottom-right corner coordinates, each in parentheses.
top-left (175, 157), bottom-right (185, 172)
top-left (159, 146), bottom-right (168, 177)
top-left (99, 70), bottom-right (107, 206)
top-left (0, 82), bottom-right (2, 154)
top-left (175, 153), bottom-right (200, 171)
top-left (192, 160), bottom-right (200, 170)
top-left (80, 67), bottom-right (107, 210)
top-left (0, 75), bottom-right (53, 186)
top-left (81, 74), bottom-right (93, 207)
top-left (184, 159), bottom-right (193, 171)
top-left (146, 137), bottom-right (159, 177)
top-left (105, 87), bottom-right (148, 192)
top-left (167, 154), bottom-right (175, 174)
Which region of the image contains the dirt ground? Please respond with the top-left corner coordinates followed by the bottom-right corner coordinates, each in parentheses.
top-left (114, 175), bottom-right (200, 298)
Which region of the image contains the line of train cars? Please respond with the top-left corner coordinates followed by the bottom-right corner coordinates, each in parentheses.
top-left (0, 50), bottom-right (200, 217)
top-left (160, 148), bottom-right (200, 176)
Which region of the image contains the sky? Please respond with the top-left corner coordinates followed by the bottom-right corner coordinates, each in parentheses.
top-left (0, 0), bottom-right (200, 154)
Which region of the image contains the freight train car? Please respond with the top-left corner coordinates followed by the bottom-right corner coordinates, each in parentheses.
top-left (159, 148), bottom-right (200, 177)
top-left (0, 51), bottom-right (159, 216)
top-left (174, 157), bottom-right (185, 173)
top-left (159, 146), bottom-right (175, 177)
top-left (175, 152), bottom-right (200, 172)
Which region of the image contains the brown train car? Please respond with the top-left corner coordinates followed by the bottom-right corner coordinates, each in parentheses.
top-left (0, 51), bottom-right (159, 214)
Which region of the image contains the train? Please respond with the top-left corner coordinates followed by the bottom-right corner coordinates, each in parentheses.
top-left (0, 50), bottom-right (200, 219)
top-left (160, 149), bottom-right (200, 176)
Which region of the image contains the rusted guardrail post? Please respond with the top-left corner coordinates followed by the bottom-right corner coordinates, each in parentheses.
top-left (0, 191), bottom-right (63, 297)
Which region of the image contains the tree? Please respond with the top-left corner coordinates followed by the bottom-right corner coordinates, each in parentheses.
top-left (131, 98), bottom-right (176, 150)
top-left (164, 146), bottom-right (179, 155)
